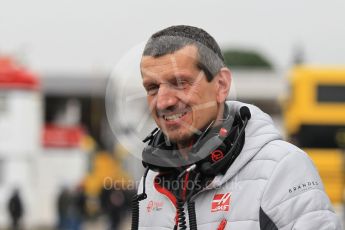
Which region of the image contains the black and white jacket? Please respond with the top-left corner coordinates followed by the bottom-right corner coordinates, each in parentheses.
top-left (138, 101), bottom-right (341, 230)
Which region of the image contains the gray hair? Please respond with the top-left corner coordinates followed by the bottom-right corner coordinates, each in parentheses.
top-left (143, 25), bottom-right (225, 81)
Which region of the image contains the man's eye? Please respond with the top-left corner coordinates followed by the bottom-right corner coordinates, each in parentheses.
top-left (146, 86), bottom-right (159, 95)
top-left (176, 80), bottom-right (189, 89)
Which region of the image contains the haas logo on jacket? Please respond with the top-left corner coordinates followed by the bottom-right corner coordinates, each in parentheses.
top-left (146, 200), bottom-right (164, 213)
top-left (211, 193), bottom-right (231, 212)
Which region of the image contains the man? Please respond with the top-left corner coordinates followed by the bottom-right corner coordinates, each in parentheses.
top-left (133, 25), bottom-right (341, 229)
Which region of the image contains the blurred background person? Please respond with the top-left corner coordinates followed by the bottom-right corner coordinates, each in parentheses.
top-left (56, 187), bottom-right (71, 230)
top-left (100, 178), bottom-right (126, 230)
top-left (74, 184), bottom-right (87, 224)
top-left (7, 189), bottom-right (24, 230)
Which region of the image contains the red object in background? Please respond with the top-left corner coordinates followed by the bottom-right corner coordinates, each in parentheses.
top-left (43, 125), bottom-right (84, 148)
top-left (0, 57), bottom-right (40, 90)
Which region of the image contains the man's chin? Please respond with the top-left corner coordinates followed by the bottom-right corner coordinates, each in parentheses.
top-left (164, 131), bottom-right (194, 145)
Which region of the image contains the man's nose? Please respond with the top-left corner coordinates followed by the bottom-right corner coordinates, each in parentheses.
top-left (156, 83), bottom-right (178, 110)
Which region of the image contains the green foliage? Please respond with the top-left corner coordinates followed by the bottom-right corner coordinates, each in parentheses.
top-left (223, 49), bottom-right (273, 69)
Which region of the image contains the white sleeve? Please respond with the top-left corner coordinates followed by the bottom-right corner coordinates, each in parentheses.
top-left (260, 150), bottom-right (342, 230)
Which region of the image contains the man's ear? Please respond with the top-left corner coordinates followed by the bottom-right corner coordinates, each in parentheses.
top-left (215, 67), bottom-right (231, 103)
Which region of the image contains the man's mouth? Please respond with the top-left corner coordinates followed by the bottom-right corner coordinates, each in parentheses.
top-left (163, 111), bottom-right (188, 121)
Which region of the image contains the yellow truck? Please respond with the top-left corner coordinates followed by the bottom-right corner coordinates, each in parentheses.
top-left (283, 66), bottom-right (345, 204)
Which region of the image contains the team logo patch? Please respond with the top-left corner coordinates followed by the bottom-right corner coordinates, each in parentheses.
top-left (146, 200), bottom-right (164, 213)
top-left (211, 193), bottom-right (231, 212)
top-left (211, 150), bottom-right (224, 162)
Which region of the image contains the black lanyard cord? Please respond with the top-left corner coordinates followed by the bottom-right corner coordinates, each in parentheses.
top-left (131, 167), bottom-right (149, 230)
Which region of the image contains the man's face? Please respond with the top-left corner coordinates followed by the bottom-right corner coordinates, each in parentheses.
top-left (140, 45), bottom-right (220, 144)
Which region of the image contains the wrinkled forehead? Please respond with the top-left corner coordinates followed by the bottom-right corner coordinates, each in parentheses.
top-left (140, 45), bottom-right (199, 77)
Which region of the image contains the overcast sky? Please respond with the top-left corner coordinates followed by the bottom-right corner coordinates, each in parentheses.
top-left (0, 0), bottom-right (345, 74)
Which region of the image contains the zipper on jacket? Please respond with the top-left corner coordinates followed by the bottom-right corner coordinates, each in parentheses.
top-left (182, 172), bottom-right (190, 201)
top-left (154, 172), bottom-right (190, 229)
top-left (217, 219), bottom-right (227, 230)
